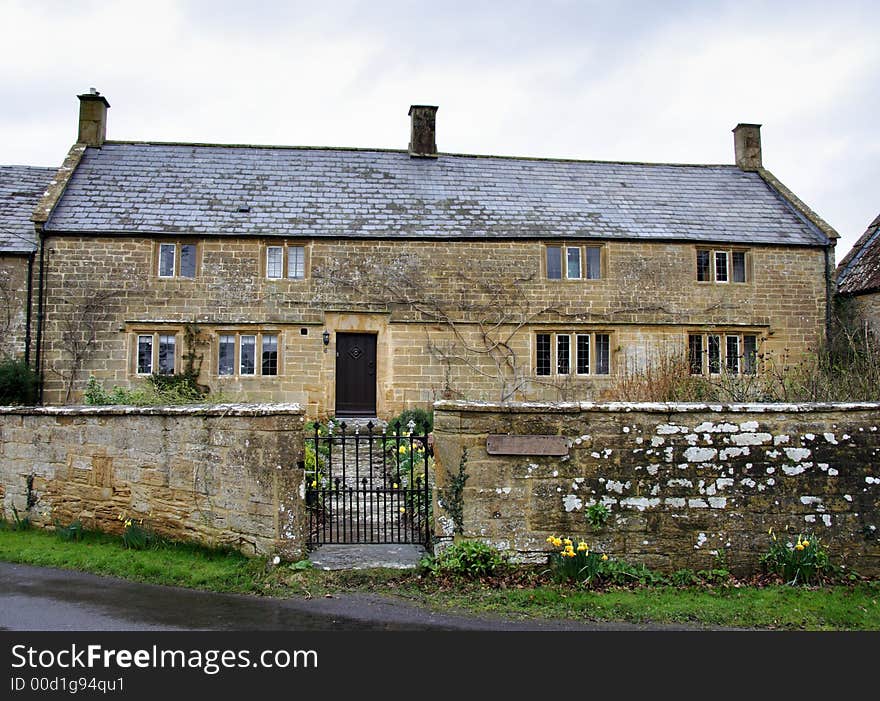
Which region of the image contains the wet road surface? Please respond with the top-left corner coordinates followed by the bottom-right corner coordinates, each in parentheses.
top-left (0, 561), bottom-right (718, 631)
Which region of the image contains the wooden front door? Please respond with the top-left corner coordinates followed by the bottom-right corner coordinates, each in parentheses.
top-left (335, 333), bottom-right (377, 416)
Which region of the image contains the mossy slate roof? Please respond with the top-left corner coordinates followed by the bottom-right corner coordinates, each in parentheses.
top-left (837, 213), bottom-right (880, 295)
top-left (0, 165), bottom-right (56, 253)
top-left (44, 142), bottom-right (829, 246)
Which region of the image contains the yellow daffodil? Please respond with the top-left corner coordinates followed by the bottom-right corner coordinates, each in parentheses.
top-left (563, 538), bottom-right (572, 546)
top-left (392, 483), bottom-right (398, 489)
top-left (577, 541), bottom-right (588, 552)
top-left (552, 537), bottom-right (562, 547)
top-left (398, 446), bottom-right (407, 454)
top-left (311, 480), bottom-right (317, 487)
top-left (546, 536), bottom-right (555, 544)
top-left (795, 543), bottom-right (804, 551)
top-left (399, 507), bottom-right (406, 514)
top-left (601, 554), bottom-right (609, 561)
top-left (124, 519), bottom-right (132, 528)
top-left (802, 539), bottom-right (810, 547)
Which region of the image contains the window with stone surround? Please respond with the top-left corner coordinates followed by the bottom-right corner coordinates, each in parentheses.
top-left (696, 247), bottom-right (749, 283)
top-left (688, 331), bottom-right (759, 375)
top-left (265, 243), bottom-right (308, 280)
top-left (217, 331), bottom-right (281, 377)
top-left (536, 331), bottom-right (611, 376)
top-left (157, 242), bottom-right (197, 279)
top-left (545, 244), bottom-right (602, 280)
top-left (134, 332), bottom-right (178, 375)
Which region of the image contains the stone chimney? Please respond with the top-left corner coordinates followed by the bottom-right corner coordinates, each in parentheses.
top-left (77, 88), bottom-right (110, 147)
top-left (733, 123), bottom-right (762, 170)
top-left (408, 105), bottom-right (438, 158)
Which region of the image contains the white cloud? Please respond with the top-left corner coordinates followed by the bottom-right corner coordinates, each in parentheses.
top-left (1, 0), bottom-right (878, 257)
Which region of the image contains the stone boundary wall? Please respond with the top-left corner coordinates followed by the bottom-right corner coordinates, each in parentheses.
top-left (0, 404), bottom-right (307, 559)
top-left (432, 401), bottom-right (880, 575)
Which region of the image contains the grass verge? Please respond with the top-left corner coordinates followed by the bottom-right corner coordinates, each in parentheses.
top-left (1, 528), bottom-right (878, 630)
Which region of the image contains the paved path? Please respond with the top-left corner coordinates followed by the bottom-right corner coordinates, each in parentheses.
top-left (0, 561), bottom-right (724, 631)
top-left (308, 543), bottom-right (427, 570)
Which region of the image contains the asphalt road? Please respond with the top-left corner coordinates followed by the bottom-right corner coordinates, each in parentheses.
top-left (0, 561), bottom-right (710, 631)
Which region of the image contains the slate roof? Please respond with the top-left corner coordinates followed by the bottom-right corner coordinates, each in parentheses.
top-left (837, 213), bottom-right (880, 295)
top-left (0, 165), bottom-right (55, 253)
top-left (45, 142), bottom-right (830, 246)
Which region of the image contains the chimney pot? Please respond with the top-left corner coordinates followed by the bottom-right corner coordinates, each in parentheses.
top-left (408, 105), bottom-right (438, 158)
top-left (733, 123), bottom-right (762, 170)
top-left (77, 89), bottom-right (111, 147)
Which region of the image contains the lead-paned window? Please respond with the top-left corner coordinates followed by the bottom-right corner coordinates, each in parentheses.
top-left (576, 334), bottom-right (590, 374)
top-left (566, 248), bottom-right (581, 279)
top-left (240, 335), bottom-right (256, 375)
top-left (714, 252), bottom-right (728, 283)
top-left (262, 334), bottom-right (278, 376)
top-left (537, 332), bottom-right (610, 376)
top-left (158, 244), bottom-right (176, 277)
top-left (288, 246), bottom-right (305, 279)
top-left (697, 248), bottom-right (749, 283)
top-left (708, 334), bottom-right (721, 374)
top-left (585, 247), bottom-right (601, 280)
top-left (688, 334), bottom-right (703, 374)
top-left (179, 245), bottom-right (196, 278)
top-left (137, 335), bottom-right (153, 374)
top-left (536, 333), bottom-right (552, 375)
top-left (546, 247), bottom-right (562, 280)
top-left (158, 335), bottom-right (176, 375)
top-left (725, 336), bottom-right (740, 374)
top-left (732, 251), bottom-right (747, 283)
top-left (743, 334), bottom-right (758, 375)
top-left (697, 250), bottom-right (712, 282)
top-left (219, 335), bottom-right (235, 376)
top-left (557, 334), bottom-right (570, 375)
top-left (595, 334), bottom-right (610, 375)
top-left (267, 246), bottom-right (284, 279)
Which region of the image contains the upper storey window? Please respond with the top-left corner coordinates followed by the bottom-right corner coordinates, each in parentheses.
top-left (546, 245), bottom-right (602, 280)
top-left (697, 248), bottom-right (749, 283)
top-left (158, 243), bottom-right (197, 279)
top-left (266, 245), bottom-right (307, 280)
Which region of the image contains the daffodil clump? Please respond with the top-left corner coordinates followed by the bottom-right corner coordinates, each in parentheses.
top-left (119, 513), bottom-right (153, 551)
top-left (546, 534), bottom-right (610, 584)
top-left (761, 528), bottom-right (830, 585)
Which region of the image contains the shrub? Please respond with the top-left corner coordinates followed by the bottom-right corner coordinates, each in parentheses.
top-left (761, 529), bottom-right (831, 585)
top-left (387, 407), bottom-right (433, 435)
top-left (85, 374), bottom-right (214, 406)
top-left (585, 502), bottom-right (610, 530)
top-left (0, 358), bottom-right (37, 405)
top-left (425, 540), bottom-right (507, 578)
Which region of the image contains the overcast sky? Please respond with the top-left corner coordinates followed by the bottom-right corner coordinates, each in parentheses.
top-left (2, 0), bottom-right (877, 261)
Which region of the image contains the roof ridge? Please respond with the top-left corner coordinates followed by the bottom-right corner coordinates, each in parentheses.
top-left (100, 140), bottom-right (738, 169)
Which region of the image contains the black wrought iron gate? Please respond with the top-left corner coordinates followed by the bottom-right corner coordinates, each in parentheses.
top-left (304, 420), bottom-right (432, 546)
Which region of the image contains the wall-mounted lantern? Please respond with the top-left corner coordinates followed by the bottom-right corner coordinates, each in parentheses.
top-left (322, 330), bottom-right (330, 346)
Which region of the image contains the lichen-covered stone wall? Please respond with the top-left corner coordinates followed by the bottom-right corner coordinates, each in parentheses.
top-left (0, 404), bottom-right (307, 559)
top-left (432, 401), bottom-right (880, 575)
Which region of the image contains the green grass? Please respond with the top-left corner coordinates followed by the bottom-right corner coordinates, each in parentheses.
top-left (390, 582), bottom-right (880, 630)
top-left (1, 527), bottom-right (878, 630)
top-left (0, 527), bottom-right (267, 593)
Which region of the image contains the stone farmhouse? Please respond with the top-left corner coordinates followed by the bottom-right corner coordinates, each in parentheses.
top-left (836, 213), bottom-right (880, 336)
top-left (0, 165), bottom-right (55, 361)
top-left (20, 91), bottom-right (837, 417)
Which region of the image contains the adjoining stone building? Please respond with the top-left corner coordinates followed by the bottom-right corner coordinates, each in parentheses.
top-left (836, 213), bottom-right (880, 337)
top-left (31, 92), bottom-right (837, 417)
top-left (0, 165), bottom-right (55, 361)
